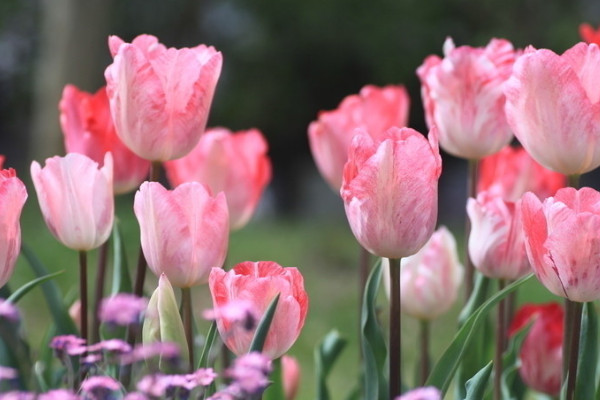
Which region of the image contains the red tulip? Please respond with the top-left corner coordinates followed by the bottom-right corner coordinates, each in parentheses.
top-left (308, 85), bottom-right (410, 191)
top-left (509, 303), bottom-right (563, 396)
top-left (59, 84), bottom-right (150, 194)
top-left (505, 43), bottom-right (600, 175)
top-left (417, 38), bottom-right (516, 159)
top-left (579, 23), bottom-right (600, 45)
top-left (0, 168), bottom-right (27, 288)
top-left (31, 153), bottom-right (114, 251)
top-left (105, 34), bottom-right (222, 161)
top-left (134, 181), bottom-right (229, 288)
top-left (208, 261), bottom-right (309, 360)
top-left (341, 127), bottom-right (441, 258)
top-left (164, 127), bottom-right (272, 230)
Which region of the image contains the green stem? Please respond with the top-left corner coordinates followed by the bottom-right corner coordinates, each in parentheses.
top-left (92, 241), bottom-right (109, 343)
top-left (419, 319), bottom-right (430, 386)
top-left (464, 159), bottom-right (479, 301)
top-left (182, 287), bottom-right (194, 371)
top-left (494, 279), bottom-right (506, 400)
top-left (79, 250), bottom-right (88, 344)
top-left (567, 174), bottom-right (580, 189)
top-left (565, 301), bottom-right (583, 400)
top-left (388, 257), bottom-right (402, 399)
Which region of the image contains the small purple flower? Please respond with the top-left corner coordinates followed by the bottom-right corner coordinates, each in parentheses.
top-left (38, 389), bottom-right (80, 400)
top-left (123, 393), bottom-right (149, 400)
top-left (50, 335), bottom-right (87, 357)
top-left (0, 392), bottom-right (35, 400)
top-left (203, 300), bottom-right (258, 331)
top-left (189, 368), bottom-right (217, 386)
top-left (88, 339), bottom-right (132, 355)
top-left (120, 342), bottom-right (180, 365)
top-left (99, 294), bottom-right (147, 326)
top-left (396, 387), bottom-right (442, 400)
top-left (0, 366), bottom-right (17, 381)
top-left (226, 352), bottom-right (272, 396)
top-left (0, 299), bottom-right (20, 323)
top-left (80, 375), bottom-right (121, 399)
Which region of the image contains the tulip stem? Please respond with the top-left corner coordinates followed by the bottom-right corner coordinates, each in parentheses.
top-left (182, 287), bottom-right (194, 371)
top-left (565, 300), bottom-right (583, 400)
top-left (92, 241), bottom-right (109, 343)
top-left (494, 279), bottom-right (506, 400)
top-left (419, 319), bottom-right (430, 386)
top-left (464, 158), bottom-right (480, 301)
top-left (388, 257), bottom-right (402, 399)
top-left (567, 174), bottom-right (580, 189)
top-left (358, 245), bottom-right (371, 361)
top-left (79, 250), bottom-right (88, 344)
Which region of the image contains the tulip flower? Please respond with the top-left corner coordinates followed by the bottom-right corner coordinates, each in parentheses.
top-left (467, 191), bottom-right (530, 280)
top-left (579, 23), bottom-right (600, 45)
top-left (282, 355), bottom-right (300, 400)
top-left (417, 37), bottom-right (516, 159)
top-left (164, 127), bottom-right (272, 230)
top-left (505, 42), bottom-right (600, 175)
top-left (341, 127), bottom-right (441, 259)
top-left (31, 153), bottom-right (114, 251)
top-left (308, 85), bottom-right (410, 191)
top-left (396, 387), bottom-right (441, 400)
top-left (59, 84), bottom-right (150, 194)
top-left (509, 303), bottom-right (563, 396)
top-left (104, 34), bottom-right (222, 161)
top-left (0, 168), bottom-right (27, 288)
top-left (134, 181), bottom-right (229, 288)
top-left (208, 261), bottom-right (309, 360)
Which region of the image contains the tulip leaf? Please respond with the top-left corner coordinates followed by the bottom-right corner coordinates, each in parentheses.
top-left (198, 321), bottom-right (217, 369)
top-left (463, 361), bottom-right (493, 400)
top-left (21, 244), bottom-right (77, 335)
top-left (315, 329), bottom-right (347, 400)
top-left (6, 270), bottom-right (64, 304)
top-left (361, 259), bottom-right (388, 400)
top-left (249, 293), bottom-right (281, 354)
top-left (575, 301), bottom-right (597, 400)
top-left (110, 221), bottom-right (132, 295)
top-left (501, 323), bottom-right (529, 400)
top-left (426, 274), bottom-right (534, 395)
top-left (458, 272), bottom-right (491, 326)
top-left (263, 357), bottom-right (285, 400)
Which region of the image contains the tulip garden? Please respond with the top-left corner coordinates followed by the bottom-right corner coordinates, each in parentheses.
top-left (2, 22), bottom-right (600, 400)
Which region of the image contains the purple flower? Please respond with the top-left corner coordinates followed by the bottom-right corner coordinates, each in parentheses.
top-left (50, 335), bottom-right (87, 357)
top-left (80, 376), bottom-right (121, 399)
top-left (120, 342), bottom-right (180, 365)
top-left (136, 369), bottom-right (216, 398)
top-left (123, 393), bottom-right (149, 400)
top-left (225, 352), bottom-right (272, 396)
top-left (0, 392), bottom-right (35, 400)
top-left (99, 294), bottom-right (147, 326)
top-left (0, 366), bottom-right (17, 381)
top-left (88, 339), bottom-right (132, 355)
top-left (396, 387), bottom-right (442, 400)
top-left (203, 299), bottom-right (257, 331)
top-left (0, 299), bottom-right (19, 323)
top-left (38, 389), bottom-right (80, 400)
top-left (189, 368), bottom-right (217, 386)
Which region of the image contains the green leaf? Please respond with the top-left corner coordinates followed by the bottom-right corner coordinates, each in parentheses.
top-left (361, 259), bottom-right (388, 400)
top-left (249, 293), bottom-right (281, 353)
top-left (198, 321), bottom-right (218, 369)
top-left (426, 274), bottom-right (534, 395)
top-left (501, 322), bottom-right (530, 400)
top-left (264, 357), bottom-right (285, 400)
top-left (6, 270), bottom-right (64, 304)
top-left (315, 329), bottom-right (347, 400)
top-left (575, 302), bottom-right (598, 400)
top-left (110, 221), bottom-right (132, 295)
top-left (459, 272), bottom-right (491, 327)
top-left (464, 361), bottom-right (493, 400)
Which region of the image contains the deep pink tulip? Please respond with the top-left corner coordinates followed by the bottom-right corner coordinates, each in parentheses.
top-left (59, 84), bottom-right (150, 194)
top-left (0, 168), bottom-right (27, 288)
top-left (164, 127), bottom-right (272, 230)
top-left (104, 34), bottom-right (222, 161)
top-left (31, 153), bottom-right (114, 251)
top-left (417, 38), bottom-right (516, 159)
top-left (477, 145), bottom-right (565, 202)
top-left (134, 181), bottom-right (229, 288)
top-left (208, 261), bottom-right (309, 360)
top-left (467, 191), bottom-right (530, 280)
top-left (341, 127), bottom-right (441, 259)
top-left (308, 85), bottom-right (410, 191)
top-left (521, 187), bottom-right (600, 301)
top-left (282, 355), bottom-right (300, 400)
top-left (509, 303), bottom-right (563, 396)
top-left (580, 23), bottom-right (600, 45)
top-left (505, 43), bottom-right (600, 175)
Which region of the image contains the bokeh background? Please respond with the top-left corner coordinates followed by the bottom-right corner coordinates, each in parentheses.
top-left (1, 1), bottom-right (598, 398)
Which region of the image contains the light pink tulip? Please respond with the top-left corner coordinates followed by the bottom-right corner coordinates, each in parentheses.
top-left (477, 145), bottom-right (565, 202)
top-left (417, 38), bottom-right (516, 159)
top-left (104, 34), bottom-right (222, 161)
top-left (0, 168), bottom-right (27, 288)
top-left (208, 261), bottom-right (309, 360)
top-left (521, 187), bottom-right (600, 301)
top-left (59, 84), bottom-right (150, 194)
top-left (134, 181), bottom-right (229, 288)
top-left (467, 191), bottom-right (530, 280)
top-left (341, 127), bottom-right (441, 259)
top-left (308, 85), bottom-right (410, 191)
top-left (282, 355), bottom-right (300, 400)
top-left (31, 153), bottom-right (114, 251)
top-left (505, 43), bottom-right (600, 175)
top-left (164, 127), bottom-right (272, 230)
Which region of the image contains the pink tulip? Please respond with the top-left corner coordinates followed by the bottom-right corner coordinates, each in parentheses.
top-left (467, 191), bottom-right (530, 280)
top-left (509, 303), bottom-right (563, 396)
top-left (308, 85), bottom-right (410, 191)
top-left (0, 168), bottom-right (27, 288)
top-left (521, 187), bottom-right (600, 301)
top-left (505, 43), bottom-right (600, 175)
top-left (580, 23), bottom-right (600, 45)
top-left (282, 355), bottom-right (300, 400)
top-left (477, 145), bottom-right (565, 202)
top-left (31, 153), bottom-right (114, 251)
top-left (104, 34), bottom-right (222, 161)
top-left (134, 181), bottom-right (229, 288)
top-left (341, 127), bottom-right (441, 259)
top-left (208, 261), bottom-right (309, 360)
top-left (417, 38), bottom-right (516, 159)
top-left (164, 127), bottom-right (272, 230)
top-left (59, 84), bottom-right (150, 194)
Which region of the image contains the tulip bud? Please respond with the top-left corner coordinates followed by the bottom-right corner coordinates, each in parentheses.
top-left (282, 355), bottom-right (300, 400)
top-left (0, 168), bottom-right (27, 288)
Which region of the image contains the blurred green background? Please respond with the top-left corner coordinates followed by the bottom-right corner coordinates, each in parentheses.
top-left (0, 0), bottom-right (595, 398)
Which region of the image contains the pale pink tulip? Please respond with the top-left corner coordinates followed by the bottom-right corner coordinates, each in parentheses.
top-left (164, 127), bottom-right (271, 230)
top-left (341, 127), bottom-right (441, 258)
top-left (282, 355), bottom-right (300, 400)
top-left (308, 85), bottom-right (410, 191)
top-left (134, 181), bottom-right (229, 288)
top-left (31, 153), bottom-right (114, 251)
top-left (477, 146), bottom-right (565, 202)
top-left (208, 261), bottom-right (309, 360)
top-left (0, 168), bottom-right (27, 288)
top-left (59, 84), bottom-right (150, 194)
top-left (417, 38), bottom-right (516, 159)
top-left (105, 34), bottom-right (222, 161)
top-left (505, 43), bottom-right (600, 175)
top-left (521, 187), bottom-right (600, 301)
top-left (467, 191), bottom-right (530, 280)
